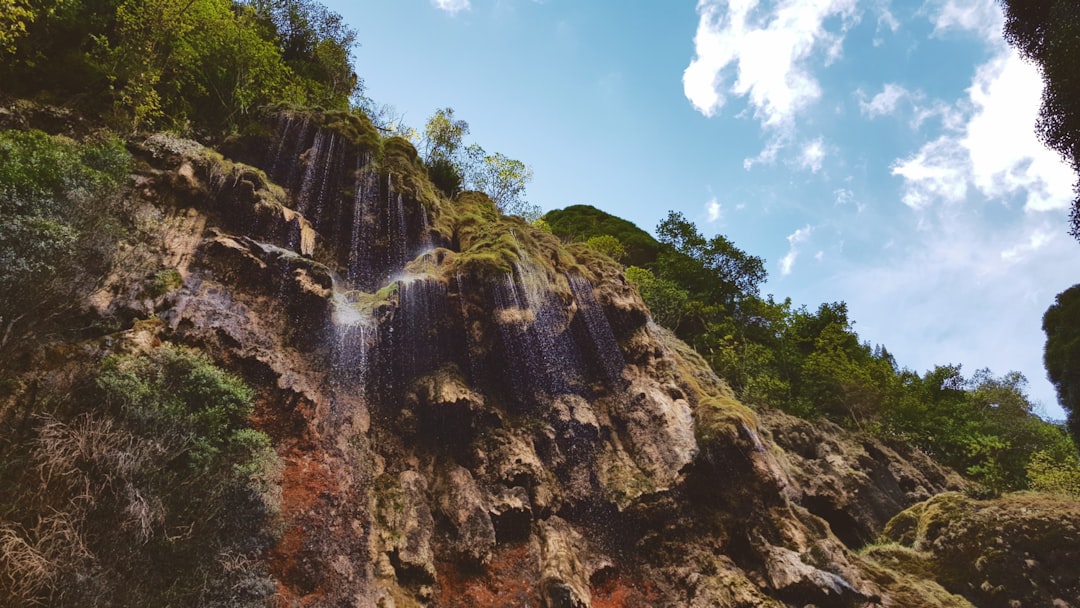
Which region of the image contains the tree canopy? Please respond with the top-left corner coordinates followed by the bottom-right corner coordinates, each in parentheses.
top-left (0, 0), bottom-right (358, 134)
top-left (1044, 283), bottom-right (1080, 444)
top-left (1001, 0), bottom-right (1080, 238)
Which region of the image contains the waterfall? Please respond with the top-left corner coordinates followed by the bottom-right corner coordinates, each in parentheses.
top-left (256, 116), bottom-right (628, 413)
top-left (329, 280), bottom-right (376, 400)
top-left (568, 275), bottom-right (625, 386)
top-left (493, 263), bottom-right (587, 407)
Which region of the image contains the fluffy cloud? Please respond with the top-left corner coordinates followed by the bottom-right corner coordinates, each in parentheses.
top-left (892, 48), bottom-right (1074, 213)
top-left (432, 0), bottom-right (470, 14)
top-left (706, 197), bottom-right (722, 222)
top-left (836, 210), bottom-right (1074, 418)
top-left (683, 0), bottom-right (858, 128)
top-left (858, 83), bottom-right (910, 118)
top-left (779, 224), bottom-right (812, 275)
top-left (928, 0), bottom-right (1002, 39)
top-left (799, 137), bottom-right (826, 173)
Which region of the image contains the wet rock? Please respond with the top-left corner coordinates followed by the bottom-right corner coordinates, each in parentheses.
top-left (760, 543), bottom-right (866, 607)
top-left (538, 517), bottom-right (594, 608)
top-left (433, 465), bottom-right (496, 567)
top-left (377, 470), bottom-right (437, 585)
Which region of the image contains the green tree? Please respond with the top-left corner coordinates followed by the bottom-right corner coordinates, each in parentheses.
top-left (542, 204), bottom-right (662, 267)
top-left (0, 0), bottom-right (34, 54)
top-left (625, 266), bottom-right (689, 330)
top-left (0, 130), bottom-right (130, 356)
top-left (421, 107), bottom-right (470, 196)
top-left (1001, 0), bottom-right (1080, 238)
top-left (462, 143), bottom-right (536, 218)
top-left (584, 235), bottom-right (626, 262)
top-left (655, 211), bottom-right (766, 305)
top-left (1043, 284), bottom-right (1080, 445)
top-left (246, 0), bottom-right (359, 108)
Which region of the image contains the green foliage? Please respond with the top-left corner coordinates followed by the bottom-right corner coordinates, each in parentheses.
top-left (625, 266), bottom-right (689, 329)
top-left (462, 143), bottom-right (536, 218)
top-left (0, 0), bottom-right (34, 54)
top-left (422, 107), bottom-right (469, 164)
top-left (542, 204), bottom-right (661, 267)
top-left (0, 129), bottom-right (131, 356)
top-left (655, 210), bottom-right (766, 305)
top-left (1001, 0), bottom-right (1080, 239)
top-left (1027, 448), bottom-right (1080, 497)
top-left (0, 344), bottom-right (276, 606)
top-left (98, 345), bottom-right (257, 473)
top-left (1043, 283), bottom-right (1080, 445)
top-left (416, 108), bottom-right (535, 215)
top-left (1, 0), bottom-right (357, 134)
top-left (246, 0), bottom-right (360, 108)
top-left (583, 234), bottom-right (626, 262)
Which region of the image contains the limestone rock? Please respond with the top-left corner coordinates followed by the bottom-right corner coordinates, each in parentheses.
top-left (433, 465), bottom-right (496, 566)
top-left (878, 492), bottom-right (1080, 607)
top-left (763, 408), bottom-right (966, 548)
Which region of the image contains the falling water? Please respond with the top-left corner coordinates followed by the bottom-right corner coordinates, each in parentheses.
top-left (329, 280), bottom-right (376, 396)
top-left (347, 154), bottom-right (381, 290)
top-left (394, 274), bottom-right (449, 380)
top-left (568, 275), bottom-right (625, 385)
top-left (295, 131), bottom-right (326, 217)
top-left (267, 114), bottom-right (294, 178)
top-left (493, 264), bottom-right (586, 406)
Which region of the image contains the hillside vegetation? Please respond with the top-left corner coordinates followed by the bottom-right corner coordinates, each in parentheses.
top-left (544, 205), bottom-right (1080, 496)
top-left (1, 0), bottom-right (1079, 606)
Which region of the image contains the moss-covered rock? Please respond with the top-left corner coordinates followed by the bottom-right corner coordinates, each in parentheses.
top-left (880, 492), bottom-right (1080, 607)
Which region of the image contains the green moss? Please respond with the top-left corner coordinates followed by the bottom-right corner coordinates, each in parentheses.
top-left (141, 268), bottom-right (183, 298)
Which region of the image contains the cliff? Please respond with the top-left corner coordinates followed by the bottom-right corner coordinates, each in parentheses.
top-left (1, 106), bottom-right (1078, 607)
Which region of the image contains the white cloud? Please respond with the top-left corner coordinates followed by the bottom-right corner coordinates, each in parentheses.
top-left (859, 83), bottom-right (910, 118)
top-left (799, 137), bottom-right (826, 173)
top-left (928, 0), bottom-right (1002, 40)
top-left (706, 197), bottom-right (722, 222)
top-left (779, 224), bottom-right (812, 275)
top-left (743, 136), bottom-right (785, 170)
top-left (1001, 227), bottom-right (1054, 262)
top-left (892, 47), bottom-right (1074, 213)
top-left (877, 5), bottom-right (899, 34)
top-left (835, 211), bottom-right (1075, 419)
top-left (834, 187), bottom-right (866, 212)
top-left (891, 136), bottom-right (969, 209)
top-left (432, 0), bottom-right (470, 14)
top-left (683, 0), bottom-right (859, 128)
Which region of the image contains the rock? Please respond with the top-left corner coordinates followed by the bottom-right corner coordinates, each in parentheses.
top-left (762, 408), bottom-right (966, 548)
top-left (377, 471), bottom-right (437, 585)
top-left (538, 517), bottom-right (594, 608)
top-left (878, 492), bottom-right (1080, 608)
top-left (433, 465), bottom-right (496, 566)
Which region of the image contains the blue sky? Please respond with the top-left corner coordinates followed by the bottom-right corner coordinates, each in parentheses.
top-left (326, 0), bottom-right (1078, 420)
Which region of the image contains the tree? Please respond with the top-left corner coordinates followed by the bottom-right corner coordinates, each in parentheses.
top-left (584, 234), bottom-right (626, 262)
top-left (625, 266), bottom-right (689, 330)
top-left (0, 130), bottom-right (131, 356)
top-left (1044, 283), bottom-right (1080, 445)
top-left (422, 107), bottom-right (469, 162)
top-left (654, 211), bottom-right (766, 304)
top-left (421, 108), bottom-right (469, 196)
top-left (462, 143), bottom-right (536, 218)
top-left (0, 0), bottom-right (34, 54)
top-left (1001, 0), bottom-right (1080, 239)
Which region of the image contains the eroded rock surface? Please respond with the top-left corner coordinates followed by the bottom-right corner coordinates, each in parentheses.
top-left (15, 111), bottom-right (1076, 608)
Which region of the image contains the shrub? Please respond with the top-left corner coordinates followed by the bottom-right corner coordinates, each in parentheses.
top-left (584, 234), bottom-right (626, 262)
top-left (1027, 449), bottom-right (1080, 497)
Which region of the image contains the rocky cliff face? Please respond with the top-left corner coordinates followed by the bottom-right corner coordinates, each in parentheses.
top-left (10, 108), bottom-right (1078, 607)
